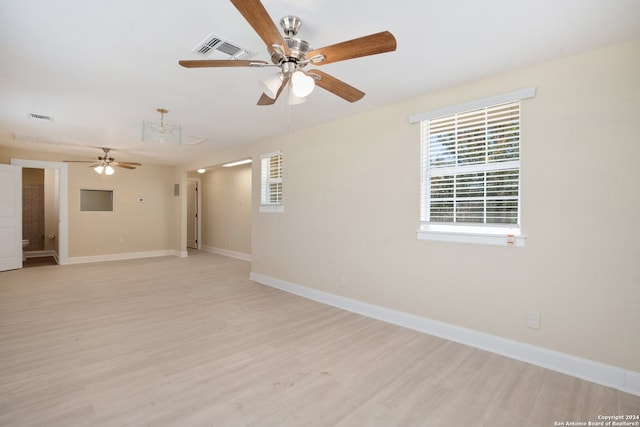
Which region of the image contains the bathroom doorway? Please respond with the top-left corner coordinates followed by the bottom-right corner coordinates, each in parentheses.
top-left (11, 159), bottom-right (69, 266)
top-left (22, 167), bottom-right (59, 266)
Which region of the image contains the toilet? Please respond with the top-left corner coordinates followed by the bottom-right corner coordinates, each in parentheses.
top-left (22, 239), bottom-right (29, 261)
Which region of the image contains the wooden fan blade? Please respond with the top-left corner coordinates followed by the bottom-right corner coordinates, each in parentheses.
top-left (114, 163), bottom-right (136, 170)
top-left (64, 160), bottom-right (94, 163)
top-left (179, 59), bottom-right (269, 68)
top-left (257, 75), bottom-right (290, 106)
top-left (308, 70), bottom-right (365, 103)
top-left (257, 93), bottom-right (276, 106)
top-left (307, 31), bottom-right (397, 65)
top-left (116, 161), bottom-right (142, 167)
top-left (230, 0), bottom-right (290, 55)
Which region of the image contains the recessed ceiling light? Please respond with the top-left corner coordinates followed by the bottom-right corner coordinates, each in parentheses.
top-left (197, 168), bottom-right (206, 174)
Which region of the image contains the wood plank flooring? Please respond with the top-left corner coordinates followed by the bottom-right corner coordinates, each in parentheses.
top-left (1, 251), bottom-right (638, 426)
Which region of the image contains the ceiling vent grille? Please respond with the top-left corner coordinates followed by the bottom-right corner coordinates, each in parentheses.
top-left (192, 33), bottom-right (254, 60)
top-left (28, 113), bottom-right (54, 121)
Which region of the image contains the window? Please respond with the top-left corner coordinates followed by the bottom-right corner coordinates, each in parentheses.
top-left (80, 189), bottom-right (113, 212)
top-left (260, 151), bottom-right (283, 213)
top-left (409, 88), bottom-right (535, 246)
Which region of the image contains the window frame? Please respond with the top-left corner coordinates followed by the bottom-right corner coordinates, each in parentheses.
top-left (259, 151), bottom-right (284, 213)
top-left (409, 87), bottom-right (536, 247)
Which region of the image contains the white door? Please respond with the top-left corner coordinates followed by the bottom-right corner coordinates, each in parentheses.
top-left (0, 164), bottom-right (22, 271)
top-left (186, 181), bottom-right (198, 249)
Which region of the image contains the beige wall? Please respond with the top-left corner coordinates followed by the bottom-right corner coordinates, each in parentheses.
top-left (245, 39), bottom-right (640, 372)
top-left (0, 146), bottom-right (180, 257)
top-left (67, 162), bottom-right (176, 257)
top-left (200, 164), bottom-right (252, 256)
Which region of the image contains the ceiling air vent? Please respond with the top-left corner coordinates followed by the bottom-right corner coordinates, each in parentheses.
top-left (28, 113), bottom-right (54, 121)
top-left (192, 33), bottom-right (254, 60)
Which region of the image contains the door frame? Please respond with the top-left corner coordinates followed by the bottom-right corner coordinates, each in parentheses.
top-left (187, 177), bottom-right (201, 250)
top-left (0, 164), bottom-right (22, 271)
top-left (11, 159), bottom-right (69, 265)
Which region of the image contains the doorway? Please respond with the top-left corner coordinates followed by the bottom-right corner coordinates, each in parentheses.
top-left (11, 159), bottom-right (69, 265)
top-left (186, 178), bottom-right (201, 250)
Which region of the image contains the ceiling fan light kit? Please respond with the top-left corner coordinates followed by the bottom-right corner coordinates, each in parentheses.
top-left (64, 148), bottom-right (142, 176)
top-left (287, 88), bottom-right (306, 105)
top-left (94, 164), bottom-right (115, 176)
top-left (259, 73), bottom-right (284, 99)
top-left (290, 70), bottom-right (314, 97)
top-left (179, 0), bottom-right (397, 106)
top-left (142, 108), bottom-right (182, 145)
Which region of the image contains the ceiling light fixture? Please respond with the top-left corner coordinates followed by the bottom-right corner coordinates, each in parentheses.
top-left (142, 108), bottom-right (182, 145)
top-left (94, 164), bottom-right (115, 176)
top-left (287, 86), bottom-right (306, 105)
top-left (259, 73), bottom-right (284, 99)
top-left (222, 159), bottom-right (252, 168)
top-left (259, 68), bottom-right (315, 106)
top-left (197, 168), bottom-right (206, 173)
top-left (290, 71), bottom-right (314, 97)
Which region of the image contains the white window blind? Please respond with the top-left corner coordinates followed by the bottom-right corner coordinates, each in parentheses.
top-left (421, 101), bottom-right (521, 227)
top-left (260, 151), bottom-right (283, 211)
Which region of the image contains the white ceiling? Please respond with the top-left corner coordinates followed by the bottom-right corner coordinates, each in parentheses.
top-left (1, 0), bottom-right (639, 166)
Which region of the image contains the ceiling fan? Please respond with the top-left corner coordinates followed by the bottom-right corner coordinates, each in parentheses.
top-left (179, 0), bottom-right (397, 105)
top-left (65, 148), bottom-right (141, 175)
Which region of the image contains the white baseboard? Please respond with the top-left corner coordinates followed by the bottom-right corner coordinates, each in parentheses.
top-left (66, 250), bottom-right (179, 265)
top-left (201, 245), bottom-right (251, 262)
top-left (249, 272), bottom-right (640, 397)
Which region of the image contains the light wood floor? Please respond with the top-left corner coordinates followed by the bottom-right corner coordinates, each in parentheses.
top-left (1, 251), bottom-right (638, 426)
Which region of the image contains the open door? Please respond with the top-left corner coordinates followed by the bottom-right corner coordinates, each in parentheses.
top-left (0, 164), bottom-right (22, 271)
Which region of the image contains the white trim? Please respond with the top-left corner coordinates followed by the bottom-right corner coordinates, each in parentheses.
top-left (408, 86), bottom-right (536, 123)
top-left (249, 272), bottom-right (640, 397)
top-left (66, 249), bottom-right (180, 265)
top-left (259, 204), bottom-right (284, 213)
top-left (417, 228), bottom-right (527, 247)
top-left (201, 245), bottom-right (251, 262)
top-left (10, 159), bottom-right (69, 265)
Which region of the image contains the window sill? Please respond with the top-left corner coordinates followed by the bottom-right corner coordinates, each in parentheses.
top-left (259, 204), bottom-right (284, 213)
top-left (417, 224), bottom-right (526, 247)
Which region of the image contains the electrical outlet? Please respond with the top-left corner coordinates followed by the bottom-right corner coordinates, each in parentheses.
top-left (527, 311), bottom-right (541, 329)
top-left (339, 275), bottom-right (348, 288)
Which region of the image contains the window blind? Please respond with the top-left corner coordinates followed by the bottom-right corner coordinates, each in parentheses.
top-left (260, 152), bottom-right (282, 206)
top-left (421, 101), bottom-right (521, 226)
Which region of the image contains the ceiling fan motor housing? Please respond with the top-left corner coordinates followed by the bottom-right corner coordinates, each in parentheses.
top-left (270, 37), bottom-right (313, 66)
top-left (268, 15), bottom-right (313, 68)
